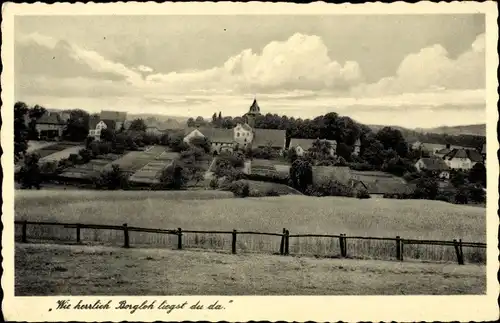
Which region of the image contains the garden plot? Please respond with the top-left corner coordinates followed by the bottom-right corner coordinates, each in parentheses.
top-left (129, 161), bottom-right (173, 184)
top-left (106, 145), bottom-right (167, 174)
top-left (39, 145), bottom-right (85, 162)
top-left (250, 158), bottom-right (280, 176)
top-left (26, 141), bottom-right (57, 153)
top-left (31, 143), bottom-right (78, 159)
top-left (60, 159), bottom-right (116, 179)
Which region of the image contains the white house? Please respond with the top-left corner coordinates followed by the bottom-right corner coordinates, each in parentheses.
top-left (88, 120), bottom-right (107, 141)
top-left (233, 123), bottom-right (254, 149)
top-left (443, 148), bottom-right (484, 170)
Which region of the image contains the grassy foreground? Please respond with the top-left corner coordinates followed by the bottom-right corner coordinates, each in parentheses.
top-left (15, 189), bottom-right (485, 241)
top-left (15, 243), bottom-right (486, 295)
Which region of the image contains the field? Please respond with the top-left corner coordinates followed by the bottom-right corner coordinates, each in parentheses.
top-left (15, 190), bottom-right (486, 263)
top-left (26, 141), bottom-right (57, 153)
top-left (15, 243), bottom-right (485, 295)
top-left (246, 180), bottom-right (302, 195)
top-left (106, 145), bottom-right (168, 173)
top-left (39, 145), bottom-right (85, 162)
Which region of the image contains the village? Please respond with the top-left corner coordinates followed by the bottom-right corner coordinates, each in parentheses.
top-left (14, 97), bottom-right (486, 204)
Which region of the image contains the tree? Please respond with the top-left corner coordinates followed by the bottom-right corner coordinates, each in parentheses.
top-left (189, 136), bottom-right (211, 153)
top-left (100, 128), bottom-right (116, 142)
top-left (17, 153), bottom-right (42, 189)
top-left (94, 165), bottom-right (128, 190)
top-left (375, 127), bottom-right (408, 158)
top-left (179, 147), bottom-right (209, 186)
top-left (14, 101), bottom-right (29, 161)
top-left (187, 118), bottom-right (195, 127)
top-left (63, 109), bottom-right (90, 141)
top-left (195, 116), bottom-right (206, 127)
top-left (413, 177), bottom-right (438, 200)
top-left (212, 112), bottom-right (217, 124)
top-left (450, 170), bottom-right (467, 188)
top-left (469, 163), bottom-right (486, 187)
top-left (27, 105), bottom-right (47, 139)
top-left (289, 158), bottom-right (313, 193)
top-left (129, 118), bottom-right (147, 132)
top-left (159, 160), bottom-right (188, 189)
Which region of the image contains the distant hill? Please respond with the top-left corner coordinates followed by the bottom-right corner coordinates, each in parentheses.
top-left (415, 124), bottom-right (485, 136)
top-left (368, 124), bottom-right (486, 137)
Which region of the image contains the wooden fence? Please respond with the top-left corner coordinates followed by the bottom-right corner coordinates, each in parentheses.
top-left (14, 220), bottom-right (486, 265)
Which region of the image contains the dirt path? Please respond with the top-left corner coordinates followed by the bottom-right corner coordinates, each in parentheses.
top-left (15, 243), bottom-right (485, 296)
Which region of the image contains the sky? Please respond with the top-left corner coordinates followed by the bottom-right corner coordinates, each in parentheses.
top-left (14, 14), bottom-right (486, 128)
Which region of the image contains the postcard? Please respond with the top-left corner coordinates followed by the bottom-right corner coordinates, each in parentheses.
top-left (2, 1), bottom-right (498, 321)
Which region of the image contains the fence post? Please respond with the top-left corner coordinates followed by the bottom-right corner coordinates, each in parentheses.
top-left (279, 228), bottom-right (286, 255)
top-left (338, 234), bottom-right (344, 257)
top-left (458, 239), bottom-right (464, 265)
top-left (123, 223), bottom-right (130, 248)
top-left (232, 230), bottom-right (237, 254)
top-left (284, 230), bottom-right (290, 255)
top-left (400, 241), bottom-right (404, 262)
top-left (453, 239), bottom-right (462, 265)
top-left (76, 223), bottom-right (81, 243)
top-left (22, 220), bottom-right (27, 243)
top-left (396, 236), bottom-right (401, 261)
top-left (342, 234), bottom-right (348, 258)
top-left (177, 228), bottom-right (183, 250)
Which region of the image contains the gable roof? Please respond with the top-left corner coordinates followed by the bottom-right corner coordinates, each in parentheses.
top-left (37, 112), bottom-right (65, 125)
top-left (253, 128), bottom-right (286, 148)
top-left (235, 123), bottom-right (253, 132)
top-left (290, 138), bottom-right (337, 151)
top-left (185, 127), bottom-right (234, 143)
top-left (434, 147), bottom-right (452, 155)
top-left (444, 148), bottom-right (483, 162)
top-left (417, 157), bottom-right (450, 171)
top-left (100, 110), bottom-right (127, 122)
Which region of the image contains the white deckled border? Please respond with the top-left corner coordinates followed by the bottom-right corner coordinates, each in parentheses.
top-left (1, 1), bottom-right (498, 322)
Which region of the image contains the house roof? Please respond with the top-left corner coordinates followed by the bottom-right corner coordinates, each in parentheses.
top-left (444, 148), bottom-right (483, 162)
top-left (435, 148), bottom-right (452, 155)
top-left (290, 138), bottom-right (337, 151)
top-left (253, 128), bottom-right (286, 148)
top-left (37, 112), bottom-right (65, 125)
top-left (185, 127), bottom-right (234, 143)
top-left (417, 157), bottom-right (450, 171)
top-left (236, 123), bottom-right (253, 132)
top-left (88, 115), bottom-right (101, 129)
top-left (100, 110), bottom-right (127, 122)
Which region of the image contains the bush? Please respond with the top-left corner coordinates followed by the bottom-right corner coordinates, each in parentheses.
top-left (355, 188), bottom-right (370, 199)
top-left (224, 180), bottom-right (250, 198)
top-left (78, 148), bottom-right (93, 163)
top-left (39, 161), bottom-right (59, 175)
top-left (306, 179), bottom-right (353, 197)
top-left (93, 165), bottom-right (129, 190)
top-left (209, 178), bottom-right (219, 189)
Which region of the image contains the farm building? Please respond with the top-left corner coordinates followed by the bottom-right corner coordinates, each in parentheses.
top-left (350, 170), bottom-right (413, 198)
top-left (35, 111), bottom-right (66, 140)
top-left (289, 138), bottom-right (337, 157)
top-left (183, 127), bottom-right (234, 154)
top-left (415, 157), bottom-right (451, 179)
top-left (100, 110), bottom-right (128, 131)
top-left (253, 128), bottom-right (287, 152)
top-left (443, 148), bottom-right (483, 170)
top-left (146, 126), bottom-right (166, 136)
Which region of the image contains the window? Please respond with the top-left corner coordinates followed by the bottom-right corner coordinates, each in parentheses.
top-left (237, 132), bottom-right (240, 137)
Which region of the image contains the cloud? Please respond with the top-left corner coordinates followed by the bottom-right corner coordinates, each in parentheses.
top-left (352, 33), bottom-right (485, 97)
top-left (137, 65), bottom-right (154, 73)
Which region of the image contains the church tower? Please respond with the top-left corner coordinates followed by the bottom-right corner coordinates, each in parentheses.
top-left (244, 97), bottom-right (262, 128)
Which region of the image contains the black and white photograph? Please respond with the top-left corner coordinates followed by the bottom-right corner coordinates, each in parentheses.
top-left (2, 2), bottom-right (498, 322)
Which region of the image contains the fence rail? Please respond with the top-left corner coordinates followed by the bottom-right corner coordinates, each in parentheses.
top-left (14, 220), bottom-right (486, 265)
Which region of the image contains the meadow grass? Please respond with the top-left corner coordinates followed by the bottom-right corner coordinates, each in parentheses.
top-left (15, 243), bottom-right (486, 295)
top-left (14, 190), bottom-right (486, 263)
